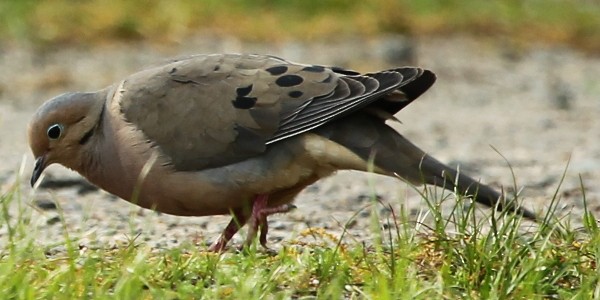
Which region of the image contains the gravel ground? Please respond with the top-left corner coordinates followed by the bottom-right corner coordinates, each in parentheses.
top-left (0, 35), bottom-right (599, 251)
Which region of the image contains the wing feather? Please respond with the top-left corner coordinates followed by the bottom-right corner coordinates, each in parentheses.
top-left (117, 54), bottom-right (435, 171)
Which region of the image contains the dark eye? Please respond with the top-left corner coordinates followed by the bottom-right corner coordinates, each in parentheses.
top-left (47, 124), bottom-right (63, 140)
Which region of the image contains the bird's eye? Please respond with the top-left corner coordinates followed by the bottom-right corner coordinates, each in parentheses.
top-left (47, 124), bottom-right (64, 140)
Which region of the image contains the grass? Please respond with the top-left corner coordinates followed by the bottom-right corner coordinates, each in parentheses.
top-left (1, 170), bottom-right (600, 299)
top-left (1, 0), bottom-right (599, 53)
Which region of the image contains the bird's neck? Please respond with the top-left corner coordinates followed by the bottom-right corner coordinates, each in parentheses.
top-left (78, 110), bottom-right (135, 200)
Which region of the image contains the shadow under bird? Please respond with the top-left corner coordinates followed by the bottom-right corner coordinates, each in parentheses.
top-left (28, 54), bottom-right (537, 251)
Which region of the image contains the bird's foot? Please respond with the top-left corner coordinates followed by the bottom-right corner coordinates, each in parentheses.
top-left (245, 194), bottom-right (297, 249)
top-left (208, 210), bottom-right (248, 252)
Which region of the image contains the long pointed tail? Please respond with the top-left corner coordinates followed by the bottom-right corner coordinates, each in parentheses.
top-left (320, 113), bottom-right (539, 221)
top-left (415, 149), bottom-right (538, 220)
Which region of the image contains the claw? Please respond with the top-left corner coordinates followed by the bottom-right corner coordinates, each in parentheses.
top-left (210, 195), bottom-right (296, 251)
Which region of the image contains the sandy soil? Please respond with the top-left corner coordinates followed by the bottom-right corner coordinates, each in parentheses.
top-left (0, 35), bottom-right (598, 250)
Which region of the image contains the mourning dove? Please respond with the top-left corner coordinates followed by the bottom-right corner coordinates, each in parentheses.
top-left (28, 54), bottom-right (537, 251)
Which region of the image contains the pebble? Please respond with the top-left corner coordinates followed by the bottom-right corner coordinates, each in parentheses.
top-left (34, 199), bottom-right (57, 210)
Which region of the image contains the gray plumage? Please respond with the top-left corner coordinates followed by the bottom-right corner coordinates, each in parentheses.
top-left (28, 54), bottom-right (537, 251)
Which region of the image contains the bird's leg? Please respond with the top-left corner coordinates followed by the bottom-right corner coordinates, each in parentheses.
top-left (258, 204), bottom-right (297, 248)
top-left (245, 194), bottom-right (269, 248)
top-left (245, 194), bottom-right (297, 249)
top-left (208, 209), bottom-right (249, 252)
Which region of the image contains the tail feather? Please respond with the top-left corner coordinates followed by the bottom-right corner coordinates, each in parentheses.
top-left (318, 113), bottom-right (538, 221)
top-left (417, 151), bottom-right (539, 220)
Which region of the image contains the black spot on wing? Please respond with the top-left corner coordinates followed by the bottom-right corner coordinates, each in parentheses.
top-left (267, 71), bottom-right (407, 144)
top-left (302, 65), bottom-right (326, 72)
top-left (265, 65), bottom-right (288, 75)
top-left (288, 91), bottom-right (303, 98)
top-left (275, 75), bottom-right (304, 87)
top-left (276, 75), bottom-right (304, 87)
top-left (232, 96), bottom-right (257, 109)
top-left (236, 84), bottom-right (253, 97)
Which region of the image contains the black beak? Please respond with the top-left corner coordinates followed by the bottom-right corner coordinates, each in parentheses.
top-left (31, 156), bottom-right (46, 187)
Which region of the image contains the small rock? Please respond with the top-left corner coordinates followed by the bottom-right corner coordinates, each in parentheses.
top-left (305, 184), bottom-right (320, 193)
top-left (46, 216), bottom-right (61, 225)
top-left (409, 208), bottom-right (421, 217)
top-left (45, 245), bottom-right (67, 257)
top-left (35, 199), bottom-right (57, 210)
top-left (39, 177), bottom-right (98, 195)
top-left (549, 78), bottom-right (574, 110)
top-left (271, 221), bottom-right (287, 230)
top-left (355, 193), bottom-right (382, 203)
top-left (344, 219), bottom-right (357, 229)
top-left (379, 206), bottom-right (392, 215)
top-left (77, 183), bottom-right (99, 195)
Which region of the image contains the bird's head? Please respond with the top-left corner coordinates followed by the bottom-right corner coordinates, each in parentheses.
top-left (28, 92), bottom-right (105, 187)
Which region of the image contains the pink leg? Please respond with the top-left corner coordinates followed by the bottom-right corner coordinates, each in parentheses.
top-left (245, 194), bottom-right (296, 249)
top-left (258, 204), bottom-right (297, 247)
top-left (208, 210), bottom-right (249, 252)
